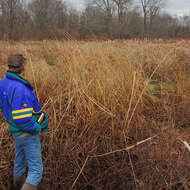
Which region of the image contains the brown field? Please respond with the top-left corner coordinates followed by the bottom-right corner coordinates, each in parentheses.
top-left (0, 39), bottom-right (190, 190)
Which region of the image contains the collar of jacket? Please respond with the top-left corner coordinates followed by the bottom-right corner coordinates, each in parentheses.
top-left (5, 71), bottom-right (33, 90)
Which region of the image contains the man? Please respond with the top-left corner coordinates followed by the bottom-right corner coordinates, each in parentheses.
top-left (0, 54), bottom-right (48, 190)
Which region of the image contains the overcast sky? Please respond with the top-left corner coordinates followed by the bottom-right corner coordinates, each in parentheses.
top-left (65, 0), bottom-right (190, 16)
top-left (165, 0), bottom-right (190, 16)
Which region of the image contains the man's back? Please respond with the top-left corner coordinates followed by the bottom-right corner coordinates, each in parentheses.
top-left (0, 75), bottom-right (15, 121)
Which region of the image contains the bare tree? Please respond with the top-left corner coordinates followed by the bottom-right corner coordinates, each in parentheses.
top-left (86, 0), bottom-right (133, 37)
top-left (113, 0), bottom-right (132, 24)
top-left (149, 0), bottom-right (165, 33)
top-left (125, 7), bottom-right (143, 38)
top-left (4, 0), bottom-right (19, 38)
top-left (0, 0), bottom-right (28, 39)
top-left (112, 0), bottom-right (132, 37)
top-left (67, 7), bottom-right (80, 31)
top-left (140, 0), bottom-right (165, 36)
top-left (182, 14), bottom-right (190, 35)
top-left (80, 4), bottom-right (105, 36)
top-left (0, 0), bottom-right (186, 40)
top-left (90, 0), bottom-right (116, 35)
top-left (29, 0), bottom-right (67, 31)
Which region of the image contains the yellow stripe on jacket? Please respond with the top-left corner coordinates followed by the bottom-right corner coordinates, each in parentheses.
top-left (12, 108), bottom-right (33, 114)
top-left (13, 114), bottom-right (33, 120)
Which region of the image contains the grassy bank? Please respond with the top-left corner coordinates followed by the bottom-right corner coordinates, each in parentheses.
top-left (0, 39), bottom-right (190, 190)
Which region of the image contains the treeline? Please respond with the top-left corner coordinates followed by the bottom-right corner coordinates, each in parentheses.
top-left (0, 0), bottom-right (190, 40)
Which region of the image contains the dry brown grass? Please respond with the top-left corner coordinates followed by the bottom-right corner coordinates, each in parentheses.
top-left (0, 39), bottom-right (190, 190)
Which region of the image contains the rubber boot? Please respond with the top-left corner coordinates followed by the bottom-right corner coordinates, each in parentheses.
top-left (14, 176), bottom-right (25, 190)
top-left (21, 183), bottom-right (37, 190)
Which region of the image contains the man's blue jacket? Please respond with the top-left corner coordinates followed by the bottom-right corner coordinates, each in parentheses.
top-left (0, 72), bottom-right (48, 137)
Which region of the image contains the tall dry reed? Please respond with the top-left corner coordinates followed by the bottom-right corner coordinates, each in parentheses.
top-left (0, 39), bottom-right (190, 190)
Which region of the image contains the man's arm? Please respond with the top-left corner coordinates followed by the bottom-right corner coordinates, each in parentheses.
top-left (0, 99), bottom-right (2, 112)
top-left (11, 86), bottom-right (41, 134)
top-left (0, 100), bottom-right (2, 122)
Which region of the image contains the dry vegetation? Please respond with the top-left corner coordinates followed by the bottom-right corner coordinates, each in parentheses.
top-left (0, 39), bottom-right (190, 190)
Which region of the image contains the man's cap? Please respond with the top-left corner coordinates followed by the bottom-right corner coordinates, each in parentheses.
top-left (7, 54), bottom-right (26, 74)
top-left (8, 54), bottom-right (26, 67)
